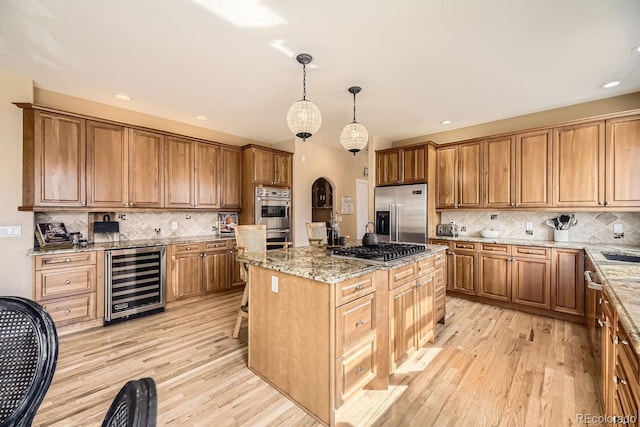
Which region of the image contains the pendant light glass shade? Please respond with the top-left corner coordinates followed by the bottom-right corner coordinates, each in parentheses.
top-left (287, 53), bottom-right (321, 141)
top-left (339, 122), bottom-right (368, 154)
top-left (287, 100), bottom-right (321, 140)
top-left (339, 86), bottom-right (368, 155)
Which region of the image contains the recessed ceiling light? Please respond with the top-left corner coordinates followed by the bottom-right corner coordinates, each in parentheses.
top-left (195, 115), bottom-right (208, 121)
top-left (601, 81), bottom-right (621, 89)
top-left (440, 120), bottom-right (452, 125)
top-left (632, 44), bottom-right (640, 53)
top-left (114, 93), bottom-right (131, 101)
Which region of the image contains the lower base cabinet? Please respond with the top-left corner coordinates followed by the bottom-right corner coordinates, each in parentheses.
top-left (168, 240), bottom-right (243, 302)
top-left (33, 251), bottom-right (103, 328)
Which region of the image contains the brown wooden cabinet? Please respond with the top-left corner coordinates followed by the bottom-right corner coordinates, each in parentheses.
top-left (515, 129), bottom-right (552, 207)
top-left (483, 136), bottom-right (514, 208)
top-left (170, 240), bottom-right (234, 300)
top-left (601, 290), bottom-right (616, 417)
top-left (165, 136), bottom-right (196, 209)
top-left (436, 142), bottom-right (482, 208)
top-left (450, 242), bottom-right (478, 295)
top-left (195, 142), bottom-right (221, 209)
top-left (433, 251), bottom-right (446, 324)
top-left (553, 121), bottom-right (605, 207)
top-left (478, 243), bottom-right (511, 301)
top-left (376, 143), bottom-right (428, 187)
top-left (33, 251), bottom-right (103, 328)
top-left (551, 248), bottom-right (584, 316)
top-left (389, 281), bottom-right (416, 370)
top-left (220, 147), bottom-right (242, 209)
top-left (415, 272), bottom-right (434, 348)
top-left (511, 246), bottom-right (551, 310)
top-left (605, 115), bottom-right (640, 207)
top-left (21, 109), bottom-right (86, 208)
top-left (243, 146), bottom-right (292, 187)
top-left (87, 122), bottom-right (164, 208)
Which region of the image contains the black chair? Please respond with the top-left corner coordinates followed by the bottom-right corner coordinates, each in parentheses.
top-left (0, 296), bottom-right (58, 427)
top-left (102, 378), bottom-right (157, 427)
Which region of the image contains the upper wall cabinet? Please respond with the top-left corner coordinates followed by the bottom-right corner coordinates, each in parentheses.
top-left (244, 146), bottom-right (292, 187)
top-left (87, 122), bottom-right (165, 208)
top-left (21, 109), bottom-right (86, 209)
top-left (436, 142), bottom-right (482, 209)
top-left (553, 121), bottom-right (605, 207)
top-left (220, 147), bottom-right (242, 209)
top-left (605, 115), bottom-right (640, 207)
top-left (376, 144), bottom-right (427, 186)
top-left (483, 130), bottom-right (552, 208)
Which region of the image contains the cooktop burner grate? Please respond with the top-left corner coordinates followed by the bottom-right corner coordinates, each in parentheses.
top-left (332, 243), bottom-right (427, 262)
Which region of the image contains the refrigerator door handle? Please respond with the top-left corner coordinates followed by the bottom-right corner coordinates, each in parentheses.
top-left (389, 204), bottom-right (395, 241)
top-left (396, 204), bottom-right (403, 242)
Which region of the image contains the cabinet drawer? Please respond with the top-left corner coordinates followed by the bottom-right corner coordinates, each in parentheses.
top-left (389, 263), bottom-right (417, 289)
top-left (40, 293), bottom-right (96, 326)
top-left (173, 243), bottom-right (203, 255)
top-left (453, 242), bottom-right (478, 251)
top-left (335, 273), bottom-right (374, 306)
top-left (513, 246), bottom-right (550, 259)
top-left (335, 336), bottom-right (376, 408)
top-left (336, 293), bottom-right (375, 356)
top-left (35, 265), bottom-right (96, 300)
top-left (617, 319), bottom-right (639, 380)
top-left (417, 257), bottom-right (435, 276)
top-left (434, 293), bottom-right (446, 317)
top-left (481, 243), bottom-right (510, 254)
top-left (35, 251), bottom-right (96, 270)
top-left (204, 241), bottom-right (228, 251)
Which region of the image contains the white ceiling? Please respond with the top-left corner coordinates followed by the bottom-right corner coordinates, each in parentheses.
top-left (1, 0), bottom-right (639, 149)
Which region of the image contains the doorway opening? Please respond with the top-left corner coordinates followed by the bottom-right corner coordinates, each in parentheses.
top-left (311, 177), bottom-right (334, 224)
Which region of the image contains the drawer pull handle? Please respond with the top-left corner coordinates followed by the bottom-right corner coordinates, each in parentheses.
top-left (489, 248), bottom-right (495, 251)
top-left (438, 279), bottom-right (443, 282)
top-left (613, 375), bottom-right (627, 385)
top-left (355, 284), bottom-right (364, 290)
top-left (65, 258), bottom-right (71, 262)
top-left (437, 306), bottom-right (443, 311)
top-left (526, 250), bottom-right (532, 254)
top-left (186, 247), bottom-right (191, 250)
top-left (64, 309), bottom-right (71, 315)
top-left (357, 367), bottom-right (365, 374)
top-left (65, 280), bottom-right (71, 284)
top-left (357, 320), bottom-right (364, 326)
top-left (615, 336), bottom-right (629, 346)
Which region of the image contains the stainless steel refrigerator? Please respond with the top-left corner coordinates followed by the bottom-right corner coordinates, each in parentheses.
top-left (374, 184), bottom-right (427, 244)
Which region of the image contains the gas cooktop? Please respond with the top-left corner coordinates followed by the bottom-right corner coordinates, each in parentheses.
top-left (332, 243), bottom-right (428, 264)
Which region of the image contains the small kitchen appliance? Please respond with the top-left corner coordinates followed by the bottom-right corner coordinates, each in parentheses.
top-left (436, 223), bottom-right (458, 237)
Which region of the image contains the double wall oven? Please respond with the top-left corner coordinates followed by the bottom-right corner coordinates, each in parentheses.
top-left (255, 187), bottom-right (291, 248)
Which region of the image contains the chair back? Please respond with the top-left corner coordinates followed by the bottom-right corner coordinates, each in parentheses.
top-left (306, 222), bottom-right (328, 245)
top-left (0, 297), bottom-right (58, 427)
top-left (102, 377), bottom-right (157, 427)
top-left (235, 224), bottom-right (267, 254)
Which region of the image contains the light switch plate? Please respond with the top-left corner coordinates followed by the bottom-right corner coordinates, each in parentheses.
top-left (0, 226), bottom-right (22, 237)
top-left (171, 221), bottom-right (178, 230)
top-left (271, 276), bottom-right (278, 293)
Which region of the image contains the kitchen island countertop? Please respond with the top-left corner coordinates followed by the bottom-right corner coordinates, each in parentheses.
top-left (237, 244), bottom-right (448, 285)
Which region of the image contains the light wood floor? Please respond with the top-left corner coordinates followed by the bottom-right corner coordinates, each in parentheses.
top-left (33, 290), bottom-right (603, 426)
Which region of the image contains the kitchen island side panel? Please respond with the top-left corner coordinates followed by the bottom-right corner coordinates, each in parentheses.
top-left (248, 265), bottom-right (333, 425)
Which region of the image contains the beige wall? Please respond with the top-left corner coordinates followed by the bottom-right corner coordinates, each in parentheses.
top-left (0, 71), bottom-right (34, 297)
top-left (291, 142), bottom-right (369, 247)
top-left (395, 91), bottom-right (640, 145)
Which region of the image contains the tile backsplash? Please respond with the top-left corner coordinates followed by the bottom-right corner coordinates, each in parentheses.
top-left (440, 211), bottom-right (640, 245)
top-left (34, 211), bottom-right (226, 245)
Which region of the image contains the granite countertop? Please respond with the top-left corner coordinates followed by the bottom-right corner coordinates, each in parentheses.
top-left (28, 235), bottom-right (235, 255)
top-left (431, 235), bottom-right (640, 354)
top-left (237, 244), bottom-right (448, 285)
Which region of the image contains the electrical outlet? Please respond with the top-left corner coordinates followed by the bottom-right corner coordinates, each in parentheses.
top-left (460, 226), bottom-right (466, 232)
top-left (154, 228), bottom-right (161, 235)
top-left (271, 276), bottom-right (278, 293)
top-left (171, 221), bottom-right (178, 230)
top-left (613, 224), bottom-right (623, 233)
top-left (490, 214), bottom-right (498, 220)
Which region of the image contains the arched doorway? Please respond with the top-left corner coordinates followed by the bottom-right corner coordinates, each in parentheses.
top-left (311, 177), bottom-right (334, 224)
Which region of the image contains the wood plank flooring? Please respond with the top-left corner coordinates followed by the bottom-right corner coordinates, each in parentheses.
top-left (33, 290), bottom-right (603, 426)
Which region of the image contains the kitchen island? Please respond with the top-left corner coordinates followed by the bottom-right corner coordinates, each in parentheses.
top-left (237, 244), bottom-right (447, 426)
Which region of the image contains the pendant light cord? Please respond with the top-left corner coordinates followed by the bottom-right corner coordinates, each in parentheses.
top-left (302, 63), bottom-right (307, 101)
top-left (352, 92), bottom-right (357, 123)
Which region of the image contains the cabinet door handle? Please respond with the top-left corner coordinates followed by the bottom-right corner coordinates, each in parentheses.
top-left (65, 280), bottom-right (71, 284)
top-left (64, 309), bottom-right (71, 315)
top-left (615, 336), bottom-right (629, 346)
top-left (437, 306), bottom-right (443, 311)
top-left (357, 367), bottom-right (365, 374)
top-left (357, 320), bottom-right (364, 326)
top-left (613, 375), bottom-right (627, 385)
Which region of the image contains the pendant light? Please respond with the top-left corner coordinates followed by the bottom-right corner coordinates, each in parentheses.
top-left (287, 53), bottom-right (321, 141)
top-left (339, 86), bottom-right (368, 155)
